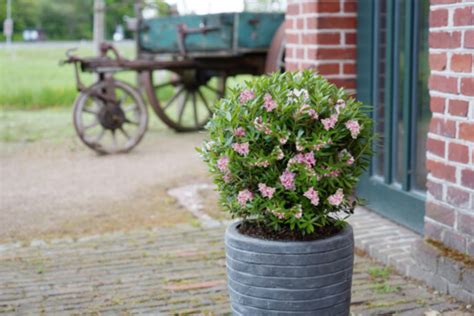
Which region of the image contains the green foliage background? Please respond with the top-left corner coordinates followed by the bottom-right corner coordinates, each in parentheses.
top-left (0, 0), bottom-right (168, 41)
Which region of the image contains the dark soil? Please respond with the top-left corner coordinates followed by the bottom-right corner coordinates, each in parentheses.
top-left (238, 220), bottom-right (343, 241)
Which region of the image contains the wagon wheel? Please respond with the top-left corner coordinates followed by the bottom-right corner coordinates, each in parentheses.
top-left (73, 79), bottom-right (148, 154)
top-left (265, 23), bottom-right (286, 74)
top-left (144, 69), bottom-right (225, 132)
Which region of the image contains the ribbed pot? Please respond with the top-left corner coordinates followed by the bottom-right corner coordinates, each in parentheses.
top-left (225, 221), bottom-right (354, 316)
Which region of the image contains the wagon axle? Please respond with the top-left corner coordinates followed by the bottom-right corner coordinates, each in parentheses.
top-left (98, 105), bottom-right (126, 130)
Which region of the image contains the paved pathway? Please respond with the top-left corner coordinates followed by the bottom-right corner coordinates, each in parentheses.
top-left (0, 225), bottom-right (467, 315)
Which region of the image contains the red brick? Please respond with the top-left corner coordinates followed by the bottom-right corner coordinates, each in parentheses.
top-left (286, 62), bottom-right (299, 71)
top-left (287, 33), bottom-right (299, 44)
top-left (302, 33), bottom-right (317, 45)
top-left (426, 159), bottom-right (456, 182)
top-left (306, 17), bottom-right (317, 29)
top-left (316, 33), bottom-right (341, 45)
top-left (316, 48), bottom-right (356, 60)
top-left (429, 117), bottom-right (456, 138)
top-left (448, 99), bottom-right (469, 117)
top-left (429, 31), bottom-right (461, 49)
top-left (448, 143), bottom-right (469, 163)
top-left (316, 2), bottom-right (340, 13)
top-left (344, 1), bottom-right (357, 12)
top-left (461, 169), bottom-right (474, 189)
top-left (343, 63), bottom-right (356, 74)
top-left (451, 54), bottom-right (472, 73)
top-left (427, 180), bottom-right (444, 200)
top-left (466, 30), bottom-right (474, 48)
top-left (429, 53), bottom-right (447, 71)
top-left (458, 213), bottom-right (474, 236)
top-left (426, 202), bottom-right (455, 227)
top-left (442, 230), bottom-right (466, 254)
top-left (453, 6), bottom-right (473, 26)
top-left (317, 63), bottom-right (340, 75)
top-left (424, 221), bottom-right (444, 242)
top-left (427, 138), bottom-right (446, 157)
top-left (430, 0), bottom-right (458, 3)
top-left (345, 32), bottom-right (356, 45)
top-left (296, 48), bottom-right (304, 59)
top-left (459, 122), bottom-right (474, 141)
top-left (430, 9), bottom-right (449, 27)
top-left (460, 78), bottom-right (474, 96)
top-left (328, 78), bottom-right (356, 89)
top-left (429, 75), bottom-right (458, 94)
top-left (284, 18), bottom-right (294, 30)
top-left (430, 96), bottom-right (445, 113)
top-left (446, 186), bottom-right (470, 208)
top-left (287, 3), bottom-right (300, 15)
top-left (296, 17), bottom-right (304, 29)
top-left (163, 279), bottom-right (225, 291)
top-left (317, 17), bottom-right (357, 29)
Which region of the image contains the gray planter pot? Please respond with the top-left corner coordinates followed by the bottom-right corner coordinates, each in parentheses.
top-left (225, 221), bottom-right (354, 315)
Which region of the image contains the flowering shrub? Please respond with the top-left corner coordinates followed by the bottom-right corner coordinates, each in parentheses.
top-left (198, 71), bottom-right (374, 234)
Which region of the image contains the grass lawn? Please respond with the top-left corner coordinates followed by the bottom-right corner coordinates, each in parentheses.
top-left (0, 43), bottom-right (136, 110)
top-left (0, 44), bottom-right (251, 144)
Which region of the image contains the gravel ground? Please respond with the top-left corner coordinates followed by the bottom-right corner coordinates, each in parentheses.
top-left (0, 131), bottom-right (210, 243)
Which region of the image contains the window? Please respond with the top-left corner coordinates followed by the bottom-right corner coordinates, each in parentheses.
top-left (356, 0), bottom-right (430, 234)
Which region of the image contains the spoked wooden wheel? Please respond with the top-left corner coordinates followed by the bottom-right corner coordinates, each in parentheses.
top-left (265, 23), bottom-right (286, 74)
top-left (73, 79), bottom-right (148, 154)
top-left (144, 69), bottom-right (226, 132)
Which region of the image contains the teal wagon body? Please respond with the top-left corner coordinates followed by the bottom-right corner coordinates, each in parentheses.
top-left (139, 12), bottom-right (285, 55)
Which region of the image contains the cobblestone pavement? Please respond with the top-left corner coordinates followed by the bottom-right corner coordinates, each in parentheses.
top-left (0, 225), bottom-right (468, 315)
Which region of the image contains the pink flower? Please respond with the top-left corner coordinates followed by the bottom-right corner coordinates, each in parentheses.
top-left (255, 160), bottom-right (270, 167)
top-left (263, 93), bottom-right (277, 112)
top-left (304, 151), bottom-right (316, 167)
top-left (296, 142), bottom-right (304, 151)
top-left (321, 114), bottom-right (338, 130)
top-left (303, 187), bottom-right (320, 206)
top-left (308, 109), bottom-right (319, 120)
top-left (280, 170), bottom-right (296, 190)
top-left (258, 183), bottom-right (276, 199)
top-left (254, 117), bottom-right (271, 135)
top-left (313, 143), bottom-right (324, 151)
top-left (223, 172), bottom-right (232, 183)
top-left (288, 151), bottom-right (315, 168)
top-left (279, 136), bottom-right (288, 145)
top-left (339, 149), bottom-right (354, 165)
top-left (232, 142), bottom-right (250, 156)
top-left (239, 89), bottom-right (255, 104)
top-left (294, 208), bottom-right (303, 219)
top-left (237, 189), bottom-right (254, 207)
top-left (270, 209), bottom-right (286, 219)
top-left (299, 104), bottom-right (310, 113)
top-left (345, 120), bottom-right (361, 139)
top-left (324, 169), bottom-right (341, 178)
top-left (328, 188), bottom-right (344, 206)
top-left (217, 156), bottom-right (230, 172)
top-left (234, 127), bottom-right (246, 137)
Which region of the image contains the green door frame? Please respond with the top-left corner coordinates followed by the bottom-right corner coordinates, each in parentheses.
top-left (355, 0), bottom-right (426, 234)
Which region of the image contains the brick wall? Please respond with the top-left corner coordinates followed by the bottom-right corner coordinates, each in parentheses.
top-left (285, 0), bottom-right (358, 92)
top-left (425, 0), bottom-right (474, 255)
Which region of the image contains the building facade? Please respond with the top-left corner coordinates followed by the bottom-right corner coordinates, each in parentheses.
top-left (285, 0), bottom-right (473, 302)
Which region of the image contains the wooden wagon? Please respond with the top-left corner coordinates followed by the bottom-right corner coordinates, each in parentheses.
top-left (64, 5), bottom-right (285, 154)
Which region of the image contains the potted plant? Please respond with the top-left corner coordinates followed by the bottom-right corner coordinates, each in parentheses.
top-left (198, 71), bottom-right (374, 315)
